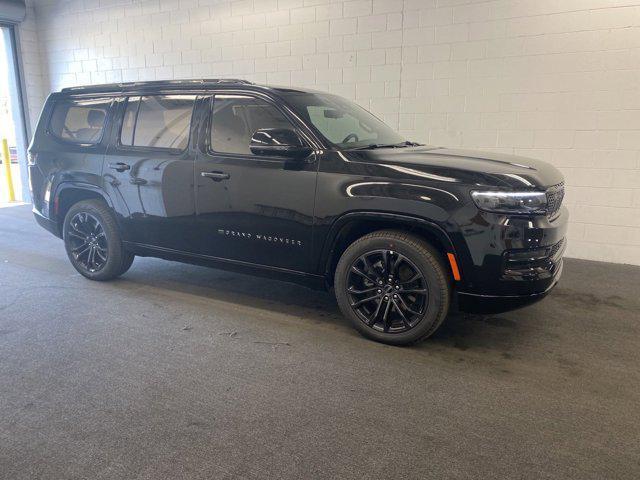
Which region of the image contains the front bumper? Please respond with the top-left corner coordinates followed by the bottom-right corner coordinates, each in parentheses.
top-left (456, 258), bottom-right (562, 313)
top-left (453, 205), bottom-right (568, 302)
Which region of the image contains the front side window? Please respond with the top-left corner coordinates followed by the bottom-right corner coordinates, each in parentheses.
top-left (210, 95), bottom-right (294, 155)
top-left (49, 98), bottom-right (111, 144)
top-left (121, 95), bottom-right (195, 150)
top-left (283, 93), bottom-right (405, 149)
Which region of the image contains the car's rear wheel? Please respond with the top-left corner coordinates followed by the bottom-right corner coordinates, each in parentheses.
top-left (334, 230), bottom-right (450, 345)
top-left (63, 199), bottom-right (134, 281)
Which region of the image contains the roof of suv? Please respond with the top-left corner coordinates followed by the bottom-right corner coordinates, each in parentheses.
top-left (59, 79), bottom-right (313, 96)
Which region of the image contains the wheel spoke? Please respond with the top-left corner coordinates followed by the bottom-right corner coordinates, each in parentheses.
top-left (72, 241), bottom-right (89, 253)
top-left (70, 222), bottom-right (85, 236)
top-left (348, 286), bottom-right (378, 295)
top-left (67, 230), bottom-right (85, 241)
top-left (383, 250), bottom-right (392, 276)
top-left (361, 254), bottom-right (375, 276)
top-left (382, 300), bottom-right (393, 332)
top-left (401, 288), bottom-right (427, 294)
top-left (351, 293), bottom-right (380, 308)
top-left (391, 254), bottom-right (404, 276)
top-left (88, 246), bottom-right (96, 268)
top-left (396, 293), bottom-right (422, 316)
top-left (75, 244), bottom-right (91, 258)
top-left (392, 301), bottom-right (412, 330)
top-left (368, 299), bottom-right (384, 326)
top-left (351, 266), bottom-right (378, 284)
top-left (95, 248), bottom-right (107, 262)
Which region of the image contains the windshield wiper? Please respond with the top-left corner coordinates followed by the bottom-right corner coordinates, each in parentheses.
top-left (350, 141), bottom-right (421, 150)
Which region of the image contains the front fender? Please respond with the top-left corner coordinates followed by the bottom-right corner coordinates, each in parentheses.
top-left (318, 210), bottom-right (461, 280)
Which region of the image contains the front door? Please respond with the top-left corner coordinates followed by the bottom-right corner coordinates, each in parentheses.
top-left (195, 93), bottom-right (318, 272)
top-left (103, 94), bottom-right (198, 252)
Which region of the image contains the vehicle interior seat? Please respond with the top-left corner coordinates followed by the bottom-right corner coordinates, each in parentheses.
top-left (75, 109), bottom-right (105, 142)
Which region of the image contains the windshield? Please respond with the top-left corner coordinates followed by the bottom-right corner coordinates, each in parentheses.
top-left (282, 92), bottom-right (406, 149)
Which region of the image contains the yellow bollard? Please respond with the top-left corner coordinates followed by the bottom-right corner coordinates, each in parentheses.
top-left (1, 138), bottom-right (16, 202)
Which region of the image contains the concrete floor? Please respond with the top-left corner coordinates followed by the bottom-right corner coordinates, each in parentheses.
top-left (1, 204), bottom-right (639, 480)
top-left (0, 164), bottom-right (24, 203)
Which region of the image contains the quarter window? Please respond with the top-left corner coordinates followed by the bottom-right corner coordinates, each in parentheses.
top-left (121, 95), bottom-right (195, 150)
top-left (49, 98), bottom-right (111, 144)
top-left (210, 95), bottom-right (293, 155)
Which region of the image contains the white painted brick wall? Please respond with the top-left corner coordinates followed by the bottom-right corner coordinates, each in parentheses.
top-left (16, 0), bottom-right (46, 135)
top-left (19, 0), bottom-right (640, 265)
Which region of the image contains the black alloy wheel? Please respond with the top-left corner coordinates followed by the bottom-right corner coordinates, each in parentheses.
top-left (63, 199), bottom-right (135, 281)
top-left (66, 212), bottom-right (109, 273)
top-left (335, 230), bottom-right (450, 345)
top-left (347, 249), bottom-right (428, 333)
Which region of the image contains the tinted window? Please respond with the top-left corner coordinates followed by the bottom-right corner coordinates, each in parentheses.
top-left (121, 95), bottom-right (195, 150)
top-left (307, 106), bottom-right (376, 144)
top-left (284, 92), bottom-right (404, 148)
top-left (49, 98), bottom-right (111, 144)
top-left (211, 95), bottom-right (293, 155)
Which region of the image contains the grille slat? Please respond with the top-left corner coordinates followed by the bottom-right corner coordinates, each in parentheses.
top-left (546, 182), bottom-right (565, 218)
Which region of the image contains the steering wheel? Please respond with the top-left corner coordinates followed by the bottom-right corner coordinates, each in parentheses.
top-left (342, 133), bottom-right (359, 143)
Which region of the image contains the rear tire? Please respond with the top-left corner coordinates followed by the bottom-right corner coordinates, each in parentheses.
top-left (334, 230), bottom-right (450, 346)
top-left (63, 199), bottom-right (134, 281)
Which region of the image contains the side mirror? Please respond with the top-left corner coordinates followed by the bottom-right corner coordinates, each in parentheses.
top-left (250, 128), bottom-right (312, 159)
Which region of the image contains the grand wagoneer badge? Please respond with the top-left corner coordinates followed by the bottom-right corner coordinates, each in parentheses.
top-left (217, 229), bottom-right (303, 247)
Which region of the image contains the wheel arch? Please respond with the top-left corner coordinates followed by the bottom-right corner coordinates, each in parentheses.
top-left (54, 183), bottom-right (114, 232)
top-left (320, 211), bottom-right (460, 286)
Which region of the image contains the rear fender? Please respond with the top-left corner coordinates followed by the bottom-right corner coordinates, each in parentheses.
top-left (53, 182), bottom-right (115, 225)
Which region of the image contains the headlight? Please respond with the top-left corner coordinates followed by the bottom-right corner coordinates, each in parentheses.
top-left (471, 190), bottom-right (547, 214)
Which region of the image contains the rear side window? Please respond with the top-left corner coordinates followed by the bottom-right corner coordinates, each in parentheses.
top-left (120, 95), bottom-right (195, 150)
top-left (49, 98), bottom-right (111, 144)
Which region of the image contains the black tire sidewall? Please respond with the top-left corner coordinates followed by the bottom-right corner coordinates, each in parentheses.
top-left (335, 233), bottom-right (450, 345)
top-left (63, 200), bottom-right (127, 281)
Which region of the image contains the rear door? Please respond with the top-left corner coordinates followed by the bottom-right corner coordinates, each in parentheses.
top-left (194, 93), bottom-right (319, 272)
top-left (103, 94), bottom-right (199, 252)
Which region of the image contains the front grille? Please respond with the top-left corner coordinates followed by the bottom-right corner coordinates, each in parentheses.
top-left (548, 238), bottom-right (565, 260)
top-left (546, 182), bottom-right (565, 219)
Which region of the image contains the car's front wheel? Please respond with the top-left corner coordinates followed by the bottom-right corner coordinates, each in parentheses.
top-left (334, 230), bottom-right (450, 346)
top-left (63, 199), bottom-right (134, 281)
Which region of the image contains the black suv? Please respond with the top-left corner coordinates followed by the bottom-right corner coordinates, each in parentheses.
top-left (28, 79), bottom-right (567, 345)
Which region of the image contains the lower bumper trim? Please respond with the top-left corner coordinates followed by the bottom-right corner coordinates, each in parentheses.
top-left (33, 209), bottom-right (61, 238)
top-left (457, 259), bottom-right (563, 300)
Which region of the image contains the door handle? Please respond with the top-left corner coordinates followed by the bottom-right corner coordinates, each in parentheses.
top-left (108, 162), bottom-right (131, 172)
top-left (201, 171), bottom-right (230, 181)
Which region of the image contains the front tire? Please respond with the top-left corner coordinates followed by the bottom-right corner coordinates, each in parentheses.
top-left (334, 230), bottom-right (450, 346)
top-left (63, 199), bottom-right (134, 281)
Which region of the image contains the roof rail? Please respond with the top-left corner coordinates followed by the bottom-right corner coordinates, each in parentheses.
top-left (60, 78), bottom-right (254, 93)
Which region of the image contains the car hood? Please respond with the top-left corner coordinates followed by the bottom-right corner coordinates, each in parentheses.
top-left (342, 146), bottom-right (564, 189)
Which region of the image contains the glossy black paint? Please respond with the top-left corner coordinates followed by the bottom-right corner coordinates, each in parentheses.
top-left (28, 80), bottom-right (568, 306)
